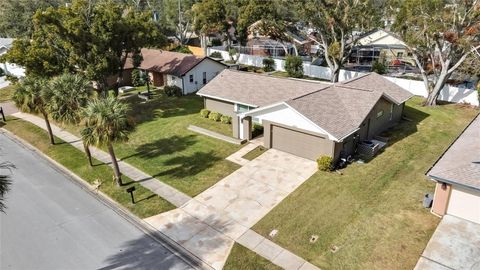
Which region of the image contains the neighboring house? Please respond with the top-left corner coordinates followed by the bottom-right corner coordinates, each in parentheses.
top-left (0, 38), bottom-right (13, 55)
top-left (123, 48), bottom-right (227, 95)
top-left (348, 29), bottom-right (415, 67)
top-left (197, 69), bottom-right (413, 161)
top-left (0, 38), bottom-right (25, 78)
top-left (427, 115), bottom-right (480, 224)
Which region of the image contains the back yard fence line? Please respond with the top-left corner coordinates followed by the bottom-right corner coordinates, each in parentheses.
top-left (208, 47), bottom-right (479, 107)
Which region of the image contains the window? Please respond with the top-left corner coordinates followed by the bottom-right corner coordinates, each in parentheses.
top-left (189, 74), bottom-right (193, 83)
top-left (236, 104), bottom-right (252, 113)
top-left (202, 72), bottom-right (207, 84)
top-left (397, 52), bottom-right (404, 58)
top-left (376, 110), bottom-right (384, 118)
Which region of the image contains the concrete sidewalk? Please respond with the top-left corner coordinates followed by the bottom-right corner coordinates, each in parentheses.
top-left (12, 112), bottom-right (321, 270)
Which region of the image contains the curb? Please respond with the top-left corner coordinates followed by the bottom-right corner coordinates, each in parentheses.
top-left (1, 128), bottom-right (212, 270)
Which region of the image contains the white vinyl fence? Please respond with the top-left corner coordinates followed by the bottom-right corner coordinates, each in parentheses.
top-left (208, 48), bottom-right (479, 106)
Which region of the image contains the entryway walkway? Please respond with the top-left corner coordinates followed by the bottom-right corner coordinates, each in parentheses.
top-left (145, 148), bottom-right (318, 269)
top-left (225, 136), bottom-right (264, 166)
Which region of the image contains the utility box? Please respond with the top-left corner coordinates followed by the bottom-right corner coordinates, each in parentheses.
top-left (423, 193), bottom-right (433, 208)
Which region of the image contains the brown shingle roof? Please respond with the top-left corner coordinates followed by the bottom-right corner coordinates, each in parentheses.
top-left (287, 86), bottom-right (384, 139)
top-left (341, 72), bottom-right (413, 104)
top-left (197, 69), bottom-right (330, 107)
top-left (427, 115), bottom-right (480, 191)
top-left (124, 48), bottom-right (205, 77)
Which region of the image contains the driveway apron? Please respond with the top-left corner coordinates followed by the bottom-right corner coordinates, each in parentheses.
top-left (145, 149), bottom-right (317, 269)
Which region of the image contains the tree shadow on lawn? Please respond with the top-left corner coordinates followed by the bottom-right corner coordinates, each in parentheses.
top-left (120, 135), bottom-right (198, 161)
top-left (126, 95), bottom-right (202, 126)
top-left (378, 105), bottom-right (430, 147)
top-left (153, 151), bottom-right (221, 179)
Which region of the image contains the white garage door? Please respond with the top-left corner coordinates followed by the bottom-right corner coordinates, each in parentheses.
top-left (447, 187), bottom-right (480, 224)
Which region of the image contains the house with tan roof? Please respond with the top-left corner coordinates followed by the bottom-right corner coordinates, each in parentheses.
top-left (197, 69), bottom-right (413, 161)
top-left (427, 114), bottom-right (480, 223)
top-left (122, 48), bottom-right (227, 95)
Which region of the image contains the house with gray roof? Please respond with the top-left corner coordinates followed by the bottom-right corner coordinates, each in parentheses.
top-left (197, 69), bottom-right (413, 161)
top-left (427, 115), bottom-right (480, 224)
top-left (0, 38), bottom-right (14, 55)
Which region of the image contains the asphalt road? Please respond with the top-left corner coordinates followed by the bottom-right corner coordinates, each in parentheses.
top-left (0, 132), bottom-right (196, 270)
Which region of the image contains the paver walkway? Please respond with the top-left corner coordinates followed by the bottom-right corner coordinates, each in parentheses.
top-left (145, 148), bottom-right (319, 269)
top-left (12, 112), bottom-right (321, 270)
top-left (225, 137), bottom-right (263, 166)
top-left (11, 112), bottom-right (191, 207)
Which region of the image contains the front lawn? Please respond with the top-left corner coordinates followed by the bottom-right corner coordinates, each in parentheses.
top-left (112, 94), bottom-right (241, 196)
top-left (0, 84), bottom-right (16, 102)
top-left (224, 244), bottom-right (281, 270)
top-left (2, 118), bottom-right (175, 218)
top-left (230, 97), bottom-right (478, 269)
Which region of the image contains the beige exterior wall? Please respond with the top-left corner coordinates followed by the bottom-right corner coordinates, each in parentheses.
top-left (447, 186), bottom-right (480, 223)
top-left (359, 98), bottom-right (404, 140)
top-left (432, 182), bottom-right (452, 216)
top-left (263, 120), bottom-right (335, 161)
top-left (204, 97), bottom-right (239, 138)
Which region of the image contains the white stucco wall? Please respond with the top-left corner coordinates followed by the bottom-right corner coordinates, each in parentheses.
top-left (243, 104), bottom-right (335, 139)
top-left (447, 186), bottom-right (480, 224)
top-left (182, 58), bottom-right (226, 95)
top-left (166, 74), bottom-right (183, 89)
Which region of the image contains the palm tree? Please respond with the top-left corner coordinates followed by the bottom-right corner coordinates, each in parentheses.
top-left (0, 162), bottom-right (14, 213)
top-left (44, 74), bottom-right (94, 166)
top-left (12, 77), bottom-right (55, 144)
top-left (81, 97), bottom-right (130, 186)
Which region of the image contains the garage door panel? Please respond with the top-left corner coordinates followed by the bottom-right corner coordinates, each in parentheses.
top-left (447, 187), bottom-right (480, 223)
top-left (271, 125), bottom-right (331, 160)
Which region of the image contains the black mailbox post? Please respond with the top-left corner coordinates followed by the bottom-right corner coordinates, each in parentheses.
top-left (126, 186), bottom-right (136, 204)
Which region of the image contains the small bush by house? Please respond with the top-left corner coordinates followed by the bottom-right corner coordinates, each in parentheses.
top-left (170, 46), bottom-right (193, 54)
top-left (220, 115), bottom-right (232, 124)
top-left (372, 61), bottom-right (387, 75)
top-left (209, 112), bottom-right (222, 121)
top-left (200, 109), bottom-right (211, 118)
top-left (131, 69), bottom-right (145, 87)
top-left (262, 57), bottom-right (275, 72)
top-left (210, 51), bottom-right (223, 59)
top-left (0, 67), bottom-right (4, 77)
top-left (317, 156), bottom-right (333, 171)
top-left (285, 55), bottom-right (304, 78)
top-left (210, 39), bottom-right (222, 47)
top-left (164, 85), bottom-right (182, 97)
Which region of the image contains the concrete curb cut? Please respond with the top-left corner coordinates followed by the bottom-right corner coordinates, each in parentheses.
top-left (1, 128), bottom-right (212, 270)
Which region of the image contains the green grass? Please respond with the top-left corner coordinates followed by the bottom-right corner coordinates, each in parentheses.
top-left (0, 84), bottom-right (16, 102)
top-left (242, 146), bottom-right (267, 161)
top-left (194, 116), bottom-right (233, 137)
top-left (224, 244), bottom-right (281, 270)
top-left (227, 97), bottom-right (478, 270)
top-left (3, 118), bottom-right (175, 219)
top-left (57, 94), bottom-right (241, 197)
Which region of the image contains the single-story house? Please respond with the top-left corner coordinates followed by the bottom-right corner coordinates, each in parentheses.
top-left (122, 48), bottom-right (227, 95)
top-left (197, 69), bottom-right (413, 161)
top-left (427, 115), bottom-right (480, 224)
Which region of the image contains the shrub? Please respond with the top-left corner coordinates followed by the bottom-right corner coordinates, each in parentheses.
top-left (317, 156), bottom-right (333, 171)
top-left (164, 85), bottom-right (182, 97)
top-left (209, 112), bottom-right (222, 121)
top-left (0, 67), bottom-right (4, 77)
top-left (209, 51), bottom-right (223, 59)
top-left (200, 109), bottom-right (211, 118)
top-left (285, 55), bottom-right (304, 78)
top-left (372, 61), bottom-right (387, 75)
top-left (211, 39), bottom-right (222, 47)
top-left (131, 69), bottom-right (145, 87)
top-left (220, 115), bottom-right (232, 124)
top-left (262, 57), bottom-right (275, 72)
top-left (252, 123), bottom-right (264, 138)
top-left (5, 75), bottom-right (18, 83)
top-left (170, 45), bottom-right (193, 54)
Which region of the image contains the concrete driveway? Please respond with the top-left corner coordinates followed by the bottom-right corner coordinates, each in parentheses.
top-left (145, 148), bottom-right (317, 269)
top-left (415, 215), bottom-right (480, 270)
